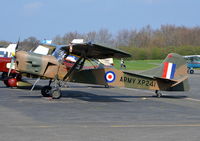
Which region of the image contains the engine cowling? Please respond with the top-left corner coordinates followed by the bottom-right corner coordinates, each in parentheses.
top-left (15, 51), bottom-right (68, 80)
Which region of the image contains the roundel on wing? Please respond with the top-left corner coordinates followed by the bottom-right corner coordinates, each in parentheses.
top-left (105, 71), bottom-right (116, 83)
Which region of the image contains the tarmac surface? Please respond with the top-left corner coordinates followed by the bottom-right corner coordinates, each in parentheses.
top-left (0, 72), bottom-right (200, 141)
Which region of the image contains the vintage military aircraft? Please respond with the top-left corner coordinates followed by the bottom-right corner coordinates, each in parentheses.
top-left (2, 40), bottom-right (114, 87)
top-left (184, 55), bottom-right (200, 74)
top-left (13, 40), bottom-right (189, 99)
top-left (1, 41), bottom-right (56, 87)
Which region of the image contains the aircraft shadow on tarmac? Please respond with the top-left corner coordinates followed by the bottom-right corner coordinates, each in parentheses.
top-left (20, 90), bottom-right (131, 102)
top-left (152, 95), bottom-right (187, 99)
top-left (18, 89), bottom-right (187, 103)
top-left (0, 82), bottom-right (187, 102)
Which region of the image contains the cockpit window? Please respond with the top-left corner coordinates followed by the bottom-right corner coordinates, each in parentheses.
top-left (54, 49), bottom-right (66, 61)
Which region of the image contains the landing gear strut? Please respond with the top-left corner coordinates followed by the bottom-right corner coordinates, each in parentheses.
top-left (40, 52), bottom-right (86, 99)
top-left (155, 90), bottom-right (162, 97)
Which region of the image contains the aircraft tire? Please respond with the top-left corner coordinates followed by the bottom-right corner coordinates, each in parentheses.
top-left (105, 85), bottom-right (109, 88)
top-left (189, 69), bottom-right (194, 74)
top-left (41, 86), bottom-right (52, 97)
top-left (155, 90), bottom-right (162, 98)
top-left (1, 72), bottom-right (8, 79)
top-left (51, 89), bottom-right (62, 99)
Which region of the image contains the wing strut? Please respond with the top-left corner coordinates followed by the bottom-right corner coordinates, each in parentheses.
top-left (62, 51), bottom-right (86, 81)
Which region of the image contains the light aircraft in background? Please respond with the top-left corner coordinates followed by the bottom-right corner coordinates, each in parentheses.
top-left (184, 55), bottom-right (200, 74)
top-left (0, 44), bottom-right (17, 58)
top-left (0, 44), bottom-right (18, 79)
top-left (8, 39), bottom-right (189, 99)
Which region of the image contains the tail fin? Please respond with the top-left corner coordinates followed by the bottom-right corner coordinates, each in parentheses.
top-left (141, 53), bottom-right (187, 80)
top-left (140, 53), bottom-right (189, 91)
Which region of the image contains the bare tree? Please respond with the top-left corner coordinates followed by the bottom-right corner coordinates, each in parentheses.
top-left (20, 36), bottom-right (39, 51)
top-left (53, 35), bottom-right (63, 45)
top-left (62, 31), bottom-right (83, 44)
top-left (95, 28), bottom-right (114, 46)
top-left (116, 29), bottom-right (131, 47)
top-left (85, 31), bottom-right (97, 42)
top-left (134, 25), bottom-right (153, 48)
top-left (0, 41), bottom-right (10, 47)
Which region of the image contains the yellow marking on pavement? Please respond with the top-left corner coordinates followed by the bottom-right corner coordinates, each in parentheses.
top-left (8, 125), bottom-right (54, 128)
top-left (185, 98), bottom-right (200, 102)
top-left (6, 124), bottom-right (200, 128)
top-left (111, 124), bottom-right (200, 128)
top-left (37, 126), bottom-right (54, 128)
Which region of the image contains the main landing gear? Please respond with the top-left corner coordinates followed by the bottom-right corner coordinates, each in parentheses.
top-left (41, 79), bottom-right (62, 99)
top-left (187, 68), bottom-right (194, 74)
top-left (41, 53), bottom-right (85, 99)
top-left (41, 85), bottom-right (62, 99)
top-left (155, 90), bottom-right (162, 97)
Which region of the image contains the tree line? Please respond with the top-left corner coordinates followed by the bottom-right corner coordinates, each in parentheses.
top-left (1, 24), bottom-right (200, 59)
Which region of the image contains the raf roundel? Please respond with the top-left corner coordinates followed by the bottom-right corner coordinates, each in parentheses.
top-left (105, 71), bottom-right (116, 83)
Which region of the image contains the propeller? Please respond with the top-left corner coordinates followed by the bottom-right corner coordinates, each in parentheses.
top-left (15, 38), bottom-right (20, 51)
top-left (7, 38), bottom-right (20, 77)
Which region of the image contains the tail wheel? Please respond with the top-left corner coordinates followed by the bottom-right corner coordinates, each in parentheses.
top-left (155, 90), bottom-right (162, 97)
top-left (41, 86), bottom-right (52, 97)
top-left (105, 85), bottom-right (109, 88)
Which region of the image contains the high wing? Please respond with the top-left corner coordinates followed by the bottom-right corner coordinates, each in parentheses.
top-left (60, 42), bottom-right (131, 59)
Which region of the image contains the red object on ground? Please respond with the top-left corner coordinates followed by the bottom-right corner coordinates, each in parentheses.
top-left (4, 78), bottom-right (17, 87)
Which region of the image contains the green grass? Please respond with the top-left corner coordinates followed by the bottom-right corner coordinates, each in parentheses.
top-left (113, 59), bottom-right (162, 70)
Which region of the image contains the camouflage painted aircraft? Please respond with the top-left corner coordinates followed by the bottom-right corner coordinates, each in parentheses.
top-left (14, 41), bottom-right (189, 99)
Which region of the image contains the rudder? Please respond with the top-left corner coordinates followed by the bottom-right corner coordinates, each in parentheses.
top-left (141, 53), bottom-right (188, 81)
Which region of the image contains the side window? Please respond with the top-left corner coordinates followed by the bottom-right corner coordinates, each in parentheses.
top-left (195, 57), bottom-right (200, 61)
top-left (55, 50), bottom-right (65, 61)
top-left (5, 52), bottom-right (8, 57)
top-left (0, 51), bottom-right (5, 57)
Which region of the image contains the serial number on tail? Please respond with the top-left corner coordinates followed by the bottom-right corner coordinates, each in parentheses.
top-left (120, 76), bottom-right (156, 87)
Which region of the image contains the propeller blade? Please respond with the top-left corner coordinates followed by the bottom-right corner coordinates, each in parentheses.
top-left (15, 37), bottom-right (20, 51)
top-left (8, 38), bottom-right (19, 77)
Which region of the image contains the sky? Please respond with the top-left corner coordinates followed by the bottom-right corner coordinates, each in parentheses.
top-left (0, 0), bottom-right (200, 42)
